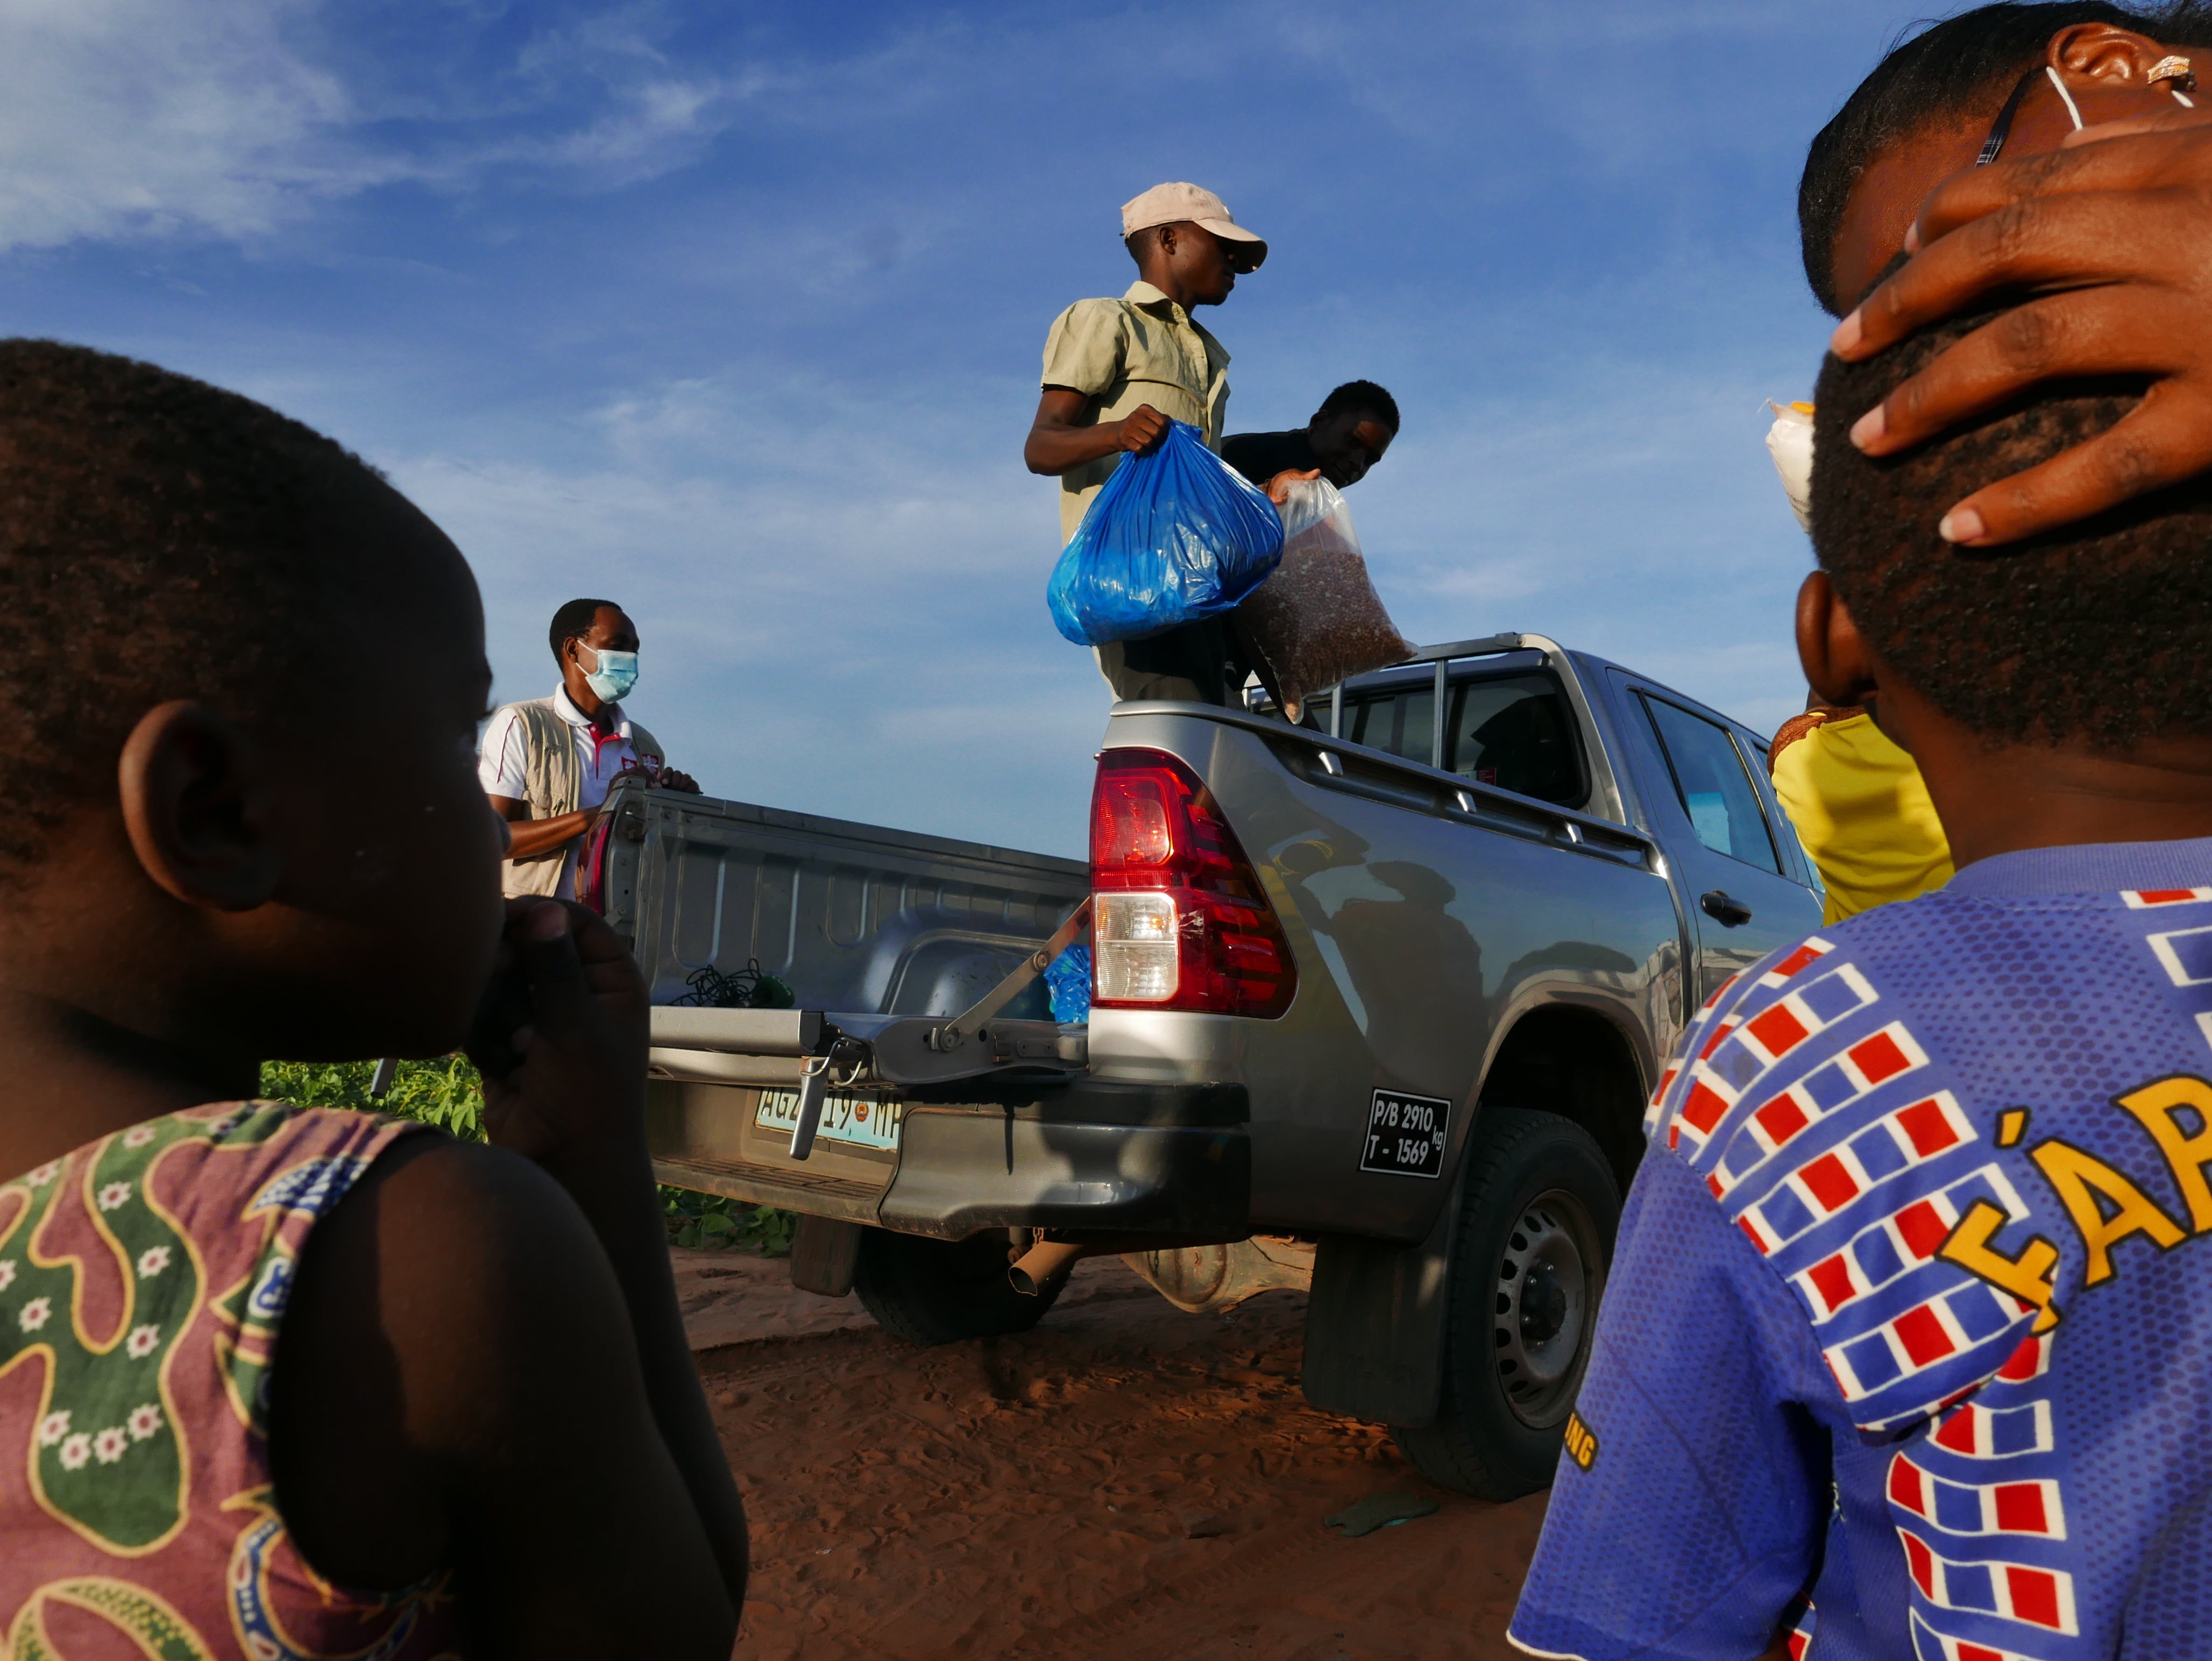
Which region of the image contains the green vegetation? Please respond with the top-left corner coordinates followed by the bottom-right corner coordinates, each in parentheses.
top-left (256, 1056), bottom-right (793, 1255)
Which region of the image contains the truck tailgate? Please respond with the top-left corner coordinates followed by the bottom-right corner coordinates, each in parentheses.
top-left (609, 786), bottom-right (1094, 1218)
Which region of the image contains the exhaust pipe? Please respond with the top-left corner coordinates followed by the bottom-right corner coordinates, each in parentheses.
top-left (1008, 1239), bottom-right (1090, 1297)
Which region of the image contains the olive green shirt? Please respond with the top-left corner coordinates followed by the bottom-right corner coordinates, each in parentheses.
top-left (1040, 280), bottom-right (1231, 543)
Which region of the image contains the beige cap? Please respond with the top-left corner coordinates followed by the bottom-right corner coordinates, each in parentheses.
top-left (1119, 182), bottom-right (1266, 267)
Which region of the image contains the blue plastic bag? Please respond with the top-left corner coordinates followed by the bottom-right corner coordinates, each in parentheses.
top-left (1044, 943), bottom-right (1091, 1024)
top-left (1046, 420), bottom-right (1286, 645)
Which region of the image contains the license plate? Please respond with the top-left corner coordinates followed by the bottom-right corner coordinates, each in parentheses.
top-left (754, 1090), bottom-right (901, 1152)
top-left (1360, 1089), bottom-right (1451, 1178)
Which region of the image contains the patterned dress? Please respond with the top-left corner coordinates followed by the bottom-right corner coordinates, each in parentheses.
top-left (0, 1102), bottom-right (470, 1660)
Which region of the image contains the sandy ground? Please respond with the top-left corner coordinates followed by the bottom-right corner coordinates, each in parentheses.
top-left (671, 1248), bottom-right (1548, 1660)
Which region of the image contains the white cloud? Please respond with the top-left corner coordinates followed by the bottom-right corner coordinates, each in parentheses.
top-left (0, 0), bottom-right (773, 254)
top-left (0, 0), bottom-right (364, 251)
top-left (384, 370), bottom-right (1113, 855)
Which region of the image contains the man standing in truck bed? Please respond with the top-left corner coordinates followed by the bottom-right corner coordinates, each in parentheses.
top-left (1023, 181), bottom-right (1267, 706)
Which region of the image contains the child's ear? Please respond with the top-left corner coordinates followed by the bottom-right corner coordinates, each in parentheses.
top-left (2049, 23), bottom-right (2174, 88)
top-left (116, 701), bottom-right (283, 912)
top-left (1796, 571), bottom-right (1882, 710)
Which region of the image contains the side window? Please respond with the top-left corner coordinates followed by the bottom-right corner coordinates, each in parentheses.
top-left (1342, 685), bottom-right (1436, 764)
top-left (1445, 675), bottom-right (1585, 806)
top-left (1640, 697), bottom-right (1779, 874)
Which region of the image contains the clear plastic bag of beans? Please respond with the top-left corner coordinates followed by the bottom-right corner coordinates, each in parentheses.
top-left (1237, 478), bottom-right (1410, 722)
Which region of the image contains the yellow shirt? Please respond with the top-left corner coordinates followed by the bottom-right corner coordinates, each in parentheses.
top-left (1771, 712), bottom-right (1954, 926)
top-left (1040, 280), bottom-right (1231, 542)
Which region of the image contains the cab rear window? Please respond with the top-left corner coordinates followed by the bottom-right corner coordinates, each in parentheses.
top-left (1327, 672), bottom-right (1586, 808)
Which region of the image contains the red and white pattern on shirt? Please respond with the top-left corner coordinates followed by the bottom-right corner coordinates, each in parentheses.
top-left (1647, 941), bottom-right (1833, 1147)
top-left (1734, 1081), bottom-right (1963, 1252)
top-left (1706, 1003), bottom-right (1903, 1197)
top-left (1643, 1060), bottom-right (1681, 1138)
top-left (1686, 1018), bottom-right (1924, 1170)
top-left (1759, 936), bottom-right (1835, 988)
top-left (1888, 1453), bottom-right (2067, 1540)
top-left (1790, 1163), bottom-right (2029, 1321)
top-left (1899, 1530), bottom-right (2079, 1636)
top-left (1908, 1610), bottom-right (2048, 1661)
top-left (1996, 1332), bottom-right (2051, 1383)
top-left (1783, 1601), bottom-right (1815, 1660)
top-left (1895, 1328), bottom-right (2071, 1659)
top-left (1930, 1399), bottom-right (2055, 1461)
top-left (1825, 1279), bottom-right (2032, 1402)
top-left (1735, 964), bottom-right (1878, 1070)
top-left (2121, 887), bottom-right (2212, 908)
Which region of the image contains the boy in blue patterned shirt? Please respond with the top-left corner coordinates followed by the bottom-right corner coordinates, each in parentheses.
top-left (1508, 282), bottom-right (2212, 1661)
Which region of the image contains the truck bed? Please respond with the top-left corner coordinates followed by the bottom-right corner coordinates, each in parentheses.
top-left (601, 789), bottom-right (1087, 1013)
top-left (601, 787), bottom-right (1095, 1220)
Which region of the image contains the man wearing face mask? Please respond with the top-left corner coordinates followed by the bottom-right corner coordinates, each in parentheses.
top-left (479, 597), bottom-right (700, 900)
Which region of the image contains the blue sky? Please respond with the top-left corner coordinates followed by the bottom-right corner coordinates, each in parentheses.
top-left (2, 0), bottom-right (1945, 857)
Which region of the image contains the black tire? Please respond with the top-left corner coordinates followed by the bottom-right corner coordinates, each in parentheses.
top-left (850, 1227), bottom-right (1063, 1346)
top-left (1391, 1108), bottom-right (1620, 1500)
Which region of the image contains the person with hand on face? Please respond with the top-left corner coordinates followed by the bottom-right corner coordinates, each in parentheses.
top-left (0, 342), bottom-right (744, 1658)
top-left (1024, 181), bottom-right (1268, 705)
top-left (1221, 379), bottom-right (1400, 497)
top-left (480, 597), bottom-right (699, 902)
top-left (1802, 2), bottom-right (2212, 546)
top-left (1512, 285), bottom-right (2212, 1661)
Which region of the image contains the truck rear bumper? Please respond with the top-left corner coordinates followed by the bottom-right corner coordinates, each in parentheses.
top-left (648, 1077), bottom-right (1250, 1242)
top-left (880, 1112), bottom-right (1247, 1240)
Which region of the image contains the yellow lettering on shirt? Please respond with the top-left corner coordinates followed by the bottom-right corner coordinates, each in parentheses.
top-left (2116, 1075), bottom-right (2212, 1232)
top-left (1938, 1201), bottom-right (2063, 1333)
top-left (1563, 1410), bottom-right (1599, 1472)
top-left (2029, 1138), bottom-right (2188, 1286)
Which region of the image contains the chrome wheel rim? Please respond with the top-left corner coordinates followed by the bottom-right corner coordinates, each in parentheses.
top-left (1493, 1189), bottom-right (1599, 1428)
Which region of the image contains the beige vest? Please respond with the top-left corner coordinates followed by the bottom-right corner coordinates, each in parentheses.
top-left (501, 697), bottom-right (664, 898)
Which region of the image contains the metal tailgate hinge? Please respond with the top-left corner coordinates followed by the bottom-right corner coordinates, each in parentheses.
top-left (925, 898), bottom-right (1091, 1055)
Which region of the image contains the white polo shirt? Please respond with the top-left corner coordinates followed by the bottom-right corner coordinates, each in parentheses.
top-left (478, 687), bottom-right (656, 899)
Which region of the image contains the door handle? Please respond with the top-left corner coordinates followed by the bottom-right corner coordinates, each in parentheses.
top-left (1700, 889), bottom-right (1753, 928)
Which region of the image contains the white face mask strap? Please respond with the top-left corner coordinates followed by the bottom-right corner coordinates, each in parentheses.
top-left (2046, 64), bottom-right (2086, 131)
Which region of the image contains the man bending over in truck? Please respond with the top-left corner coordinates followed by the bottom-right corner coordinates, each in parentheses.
top-left (0, 338), bottom-right (745, 1657)
top-left (1024, 181), bottom-right (1268, 706)
top-left (1221, 379), bottom-right (1399, 494)
top-left (1508, 278), bottom-right (2212, 1659)
top-left (480, 596), bottom-right (699, 902)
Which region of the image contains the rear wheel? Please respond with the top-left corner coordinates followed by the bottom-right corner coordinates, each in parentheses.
top-left (1391, 1108), bottom-right (1619, 1499)
top-left (851, 1227), bottom-right (1062, 1345)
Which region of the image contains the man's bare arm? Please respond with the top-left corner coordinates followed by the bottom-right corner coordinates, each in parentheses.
top-left (487, 793), bottom-right (595, 862)
top-left (1024, 389), bottom-right (1168, 475)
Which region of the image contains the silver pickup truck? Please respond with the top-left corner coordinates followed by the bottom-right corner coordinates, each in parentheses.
top-left (616, 634), bottom-right (1822, 1498)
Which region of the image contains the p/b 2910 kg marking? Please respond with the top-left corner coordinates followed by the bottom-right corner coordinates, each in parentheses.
top-left (1360, 1089), bottom-right (1454, 1178)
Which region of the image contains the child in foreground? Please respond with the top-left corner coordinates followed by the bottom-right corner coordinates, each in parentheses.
top-left (0, 341), bottom-right (746, 1658)
top-left (1508, 285), bottom-right (2212, 1659)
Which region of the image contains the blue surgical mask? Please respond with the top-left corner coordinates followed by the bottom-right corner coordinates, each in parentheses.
top-left (578, 643), bottom-right (639, 702)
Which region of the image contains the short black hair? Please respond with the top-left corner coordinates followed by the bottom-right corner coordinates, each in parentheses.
top-left (1798, 3), bottom-right (2212, 316)
top-left (1316, 380), bottom-right (1401, 434)
top-left (1810, 286), bottom-right (2212, 748)
top-left (0, 338), bottom-right (433, 864)
top-left (1124, 224), bottom-right (1169, 267)
top-left (550, 598), bottom-right (620, 667)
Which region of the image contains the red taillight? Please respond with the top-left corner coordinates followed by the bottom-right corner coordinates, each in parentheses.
top-left (1088, 748), bottom-right (1296, 1017)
